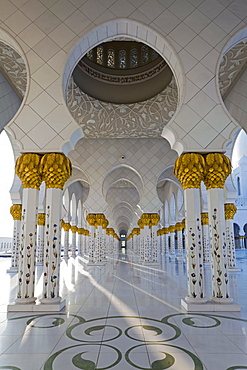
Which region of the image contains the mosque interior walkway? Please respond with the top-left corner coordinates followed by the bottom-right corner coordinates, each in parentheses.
top-left (0, 250), bottom-right (246, 370)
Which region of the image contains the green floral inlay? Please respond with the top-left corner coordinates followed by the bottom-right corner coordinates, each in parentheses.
top-left (7, 312), bottom-right (247, 370)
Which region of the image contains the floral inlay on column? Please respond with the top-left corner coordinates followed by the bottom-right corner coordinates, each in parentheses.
top-left (224, 203), bottom-right (237, 269)
top-left (150, 213), bottom-right (160, 263)
top-left (10, 204), bottom-right (22, 270)
top-left (201, 213), bottom-right (210, 265)
top-left (39, 153), bottom-right (72, 303)
top-left (62, 222), bottom-right (71, 258)
top-left (174, 153), bottom-right (207, 304)
top-left (204, 153), bottom-right (233, 303)
top-left (15, 153), bottom-right (42, 303)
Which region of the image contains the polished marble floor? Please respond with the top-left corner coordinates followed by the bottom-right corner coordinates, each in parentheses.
top-left (0, 249), bottom-right (247, 370)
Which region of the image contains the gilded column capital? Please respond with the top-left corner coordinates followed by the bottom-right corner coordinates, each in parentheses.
top-left (224, 203), bottom-right (237, 220)
top-left (77, 228), bottom-right (84, 235)
top-left (39, 153), bottom-right (72, 189)
top-left (38, 213), bottom-right (45, 226)
top-left (150, 213), bottom-right (160, 226)
top-left (169, 225), bottom-right (176, 233)
top-left (204, 153), bottom-right (231, 190)
top-left (62, 222), bottom-right (71, 232)
top-left (86, 213), bottom-right (96, 226)
top-left (201, 213), bottom-right (209, 225)
top-left (132, 228), bottom-right (140, 235)
top-left (10, 204), bottom-right (22, 220)
top-left (141, 213), bottom-right (151, 227)
top-left (107, 228), bottom-right (114, 236)
top-left (176, 222), bottom-right (183, 231)
top-left (138, 219), bottom-right (144, 229)
top-left (71, 226), bottom-right (78, 234)
top-left (15, 153), bottom-right (42, 189)
top-left (174, 152), bottom-right (205, 189)
top-left (164, 227), bottom-right (169, 234)
top-left (102, 219), bottom-right (109, 229)
top-left (95, 213), bottom-right (105, 227)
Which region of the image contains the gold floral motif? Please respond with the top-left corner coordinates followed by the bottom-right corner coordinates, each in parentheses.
top-left (38, 213), bottom-right (45, 226)
top-left (39, 153), bottom-right (72, 190)
top-left (138, 219), bottom-right (144, 229)
top-left (10, 204), bottom-right (22, 220)
top-left (102, 219), bottom-right (109, 229)
top-left (77, 228), bottom-right (85, 235)
top-left (141, 213), bottom-right (150, 227)
top-left (62, 223), bottom-right (71, 232)
top-left (204, 153), bottom-right (231, 189)
top-left (169, 225), bottom-right (175, 233)
top-left (201, 213), bottom-right (209, 226)
top-left (150, 213), bottom-right (160, 226)
top-left (71, 226), bottom-right (78, 234)
top-left (176, 222), bottom-right (183, 231)
top-left (224, 203), bottom-right (237, 220)
top-left (174, 153), bottom-right (205, 189)
top-left (86, 214), bottom-right (96, 226)
top-left (15, 153), bottom-right (42, 189)
top-left (95, 213), bottom-right (105, 227)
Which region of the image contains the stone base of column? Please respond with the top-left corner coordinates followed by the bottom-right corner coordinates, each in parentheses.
top-left (8, 299), bottom-right (66, 312)
top-left (6, 267), bottom-right (18, 273)
top-left (181, 299), bottom-right (240, 312)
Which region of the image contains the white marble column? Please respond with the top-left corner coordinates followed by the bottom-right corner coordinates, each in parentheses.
top-left (8, 204), bottom-right (22, 272)
top-left (71, 226), bottom-right (77, 258)
top-left (204, 153), bottom-right (233, 303)
top-left (95, 214), bottom-right (106, 264)
top-left (201, 213), bottom-right (211, 265)
top-left (36, 213), bottom-right (45, 265)
top-left (176, 222), bottom-right (184, 260)
top-left (174, 153), bottom-right (207, 305)
top-left (62, 223), bottom-right (70, 259)
top-left (102, 218), bottom-right (108, 261)
top-left (224, 204), bottom-right (237, 269)
top-left (164, 228), bottom-right (169, 256)
top-left (169, 225), bottom-right (176, 259)
top-left (39, 153), bottom-right (71, 308)
top-left (139, 226), bottom-right (144, 262)
top-left (77, 228), bottom-right (83, 256)
top-left (14, 153), bottom-right (42, 305)
top-left (86, 214), bottom-right (96, 264)
top-left (150, 214), bottom-right (160, 263)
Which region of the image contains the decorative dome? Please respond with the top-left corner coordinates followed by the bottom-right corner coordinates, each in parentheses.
top-left (232, 129), bottom-right (247, 169)
top-left (72, 40), bottom-right (173, 104)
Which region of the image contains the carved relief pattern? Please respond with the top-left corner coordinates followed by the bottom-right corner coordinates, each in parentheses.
top-left (0, 42), bottom-right (27, 98)
top-left (67, 77), bottom-right (178, 138)
top-left (219, 40), bottom-right (247, 99)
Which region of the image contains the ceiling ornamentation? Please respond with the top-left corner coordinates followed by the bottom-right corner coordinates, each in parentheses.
top-left (78, 59), bottom-right (166, 85)
top-left (67, 76), bottom-right (178, 138)
top-left (0, 42), bottom-right (27, 99)
top-left (219, 40), bottom-right (247, 99)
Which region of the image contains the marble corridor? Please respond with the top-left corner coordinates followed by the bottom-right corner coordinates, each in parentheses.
top-left (0, 249), bottom-right (246, 370)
